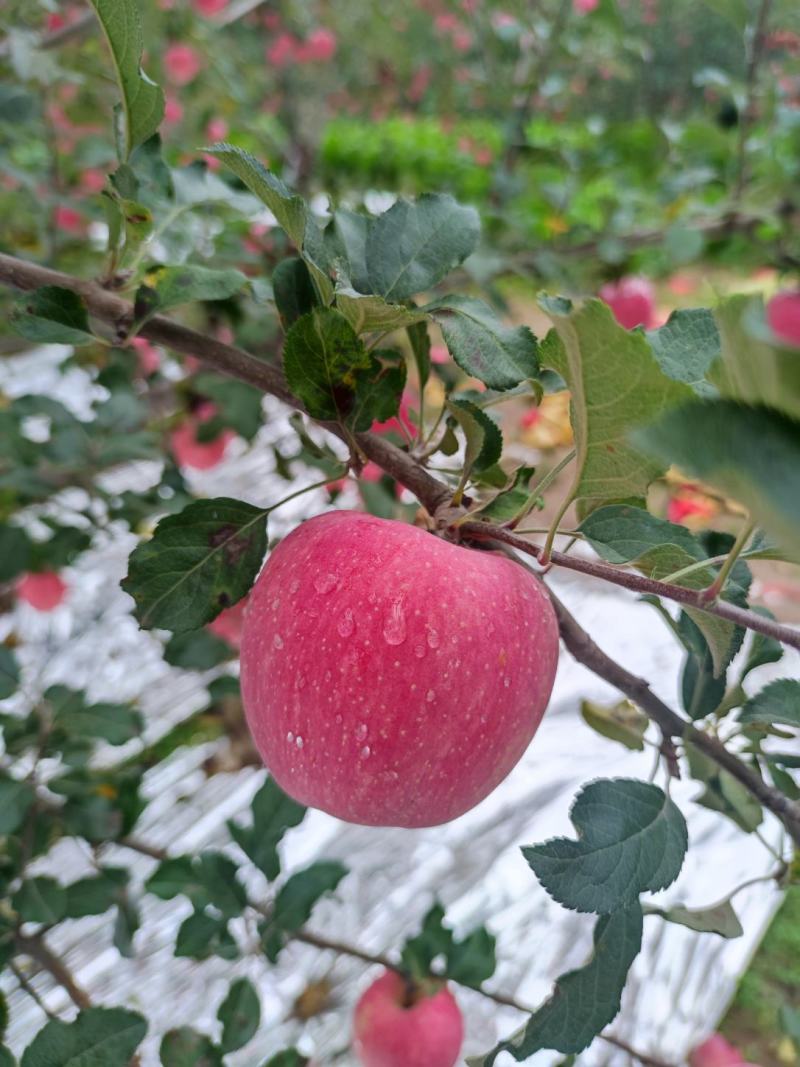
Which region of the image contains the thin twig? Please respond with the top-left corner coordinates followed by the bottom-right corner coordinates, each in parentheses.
top-left (9, 959), bottom-right (59, 1021)
top-left (15, 933), bottom-right (91, 1010)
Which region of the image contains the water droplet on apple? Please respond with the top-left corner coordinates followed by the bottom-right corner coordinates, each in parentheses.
top-left (273, 633), bottom-right (284, 649)
top-left (296, 674), bottom-right (306, 690)
top-left (382, 599), bottom-right (406, 645)
top-left (271, 597), bottom-right (281, 611)
top-left (414, 644), bottom-right (425, 658)
top-left (503, 676), bottom-right (510, 688)
top-left (289, 579), bottom-right (300, 594)
top-left (334, 713), bottom-right (343, 724)
top-left (360, 745), bottom-right (371, 759)
top-left (355, 722), bottom-right (368, 741)
top-left (426, 689), bottom-right (436, 703)
top-left (314, 572), bottom-right (338, 594)
top-left (425, 626), bottom-right (440, 649)
top-left (295, 735), bottom-right (304, 749)
top-left (286, 731), bottom-right (294, 743)
top-left (337, 609), bottom-right (355, 637)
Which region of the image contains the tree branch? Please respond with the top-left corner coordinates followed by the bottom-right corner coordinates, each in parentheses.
top-left (549, 591), bottom-right (800, 847)
top-left (15, 932), bottom-right (91, 1010)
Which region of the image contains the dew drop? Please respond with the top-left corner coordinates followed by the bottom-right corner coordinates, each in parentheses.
top-left (324, 670), bottom-right (332, 682)
top-left (271, 597), bottom-right (281, 611)
top-left (355, 722), bottom-right (368, 741)
top-left (503, 677), bottom-right (511, 688)
top-left (295, 735), bottom-right (304, 749)
top-left (337, 609), bottom-right (355, 638)
top-left (426, 689), bottom-right (436, 703)
top-left (425, 626), bottom-right (440, 649)
top-left (286, 731), bottom-right (294, 743)
top-left (295, 675), bottom-right (306, 691)
top-left (313, 572), bottom-right (338, 595)
top-left (383, 599), bottom-right (407, 646)
top-left (273, 633), bottom-right (284, 650)
top-left (289, 579), bottom-right (300, 594)
top-left (360, 745), bottom-right (371, 759)
top-left (334, 714), bottom-right (343, 724)
top-left (413, 644), bottom-right (425, 659)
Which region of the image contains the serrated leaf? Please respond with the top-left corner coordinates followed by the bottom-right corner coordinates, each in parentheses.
top-left (0, 776), bottom-right (35, 834)
top-left (634, 400), bottom-right (800, 558)
top-left (471, 906), bottom-right (643, 1064)
top-left (218, 978), bottom-right (260, 1054)
top-left (206, 144), bottom-right (307, 247)
top-left (646, 899), bottom-right (743, 938)
top-left (227, 777), bottom-right (306, 881)
top-left (261, 862), bottom-right (347, 962)
top-left (581, 699), bottom-right (649, 751)
top-left (686, 741), bottom-right (763, 832)
top-left (134, 265), bottom-right (246, 324)
top-left (447, 398), bottom-right (503, 473)
top-left (365, 194), bottom-right (479, 302)
top-left (122, 497), bottom-right (268, 631)
top-left (20, 1007), bottom-right (146, 1067)
top-left (273, 258), bottom-right (317, 329)
top-left (0, 647), bottom-right (20, 701)
top-left (10, 287), bottom-right (95, 346)
top-left (12, 877), bottom-right (66, 924)
top-left (739, 679), bottom-right (800, 729)
top-left (175, 911), bottom-right (238, 961)
top-left (445, 926), bottom-right (497, 989)
top-left (471, 466), bottom-right (536, 523)
top-left (522, 779), bottom-right (688, 914)
top-left (645, 308), bottom-right (720, 392)
top-left (335, 288), bottom-right (429, 334)
top-left (540, 299), bottom-right (692, 509)
top-left (428, 295), bottom-right (539, 389)
top-left (160, 1028), bottom-right (223, 1067)
top-left (679, 613), bottom-right (727, 720)
top-left (87, 1), bottom-right (164, 157)
top-left (579, 505), bottom-right (747, 674)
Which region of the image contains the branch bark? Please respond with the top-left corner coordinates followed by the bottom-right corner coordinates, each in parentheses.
top-left (15, 933), bottom-right (91, 1010)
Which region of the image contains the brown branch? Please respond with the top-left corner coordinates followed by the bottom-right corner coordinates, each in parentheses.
top-left (15, 933), bottom-right (91, 1010)
top-left (293, 928), bottom-right (674, 1067)
top-left (9, 958), bottom-right (59, 1020)
top-left (550, 591), bottom-right (800, 847)
top-left (459, 522), bottom-right (800, 654)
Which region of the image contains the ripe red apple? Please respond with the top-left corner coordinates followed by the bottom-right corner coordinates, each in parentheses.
top-left (766, 290), bottom-right (800, 347)
top-left (207, 597), bottom-right (248, 649)
top-left (240, 511), bottom-right (559, 827)
top-left (353, 970), bottom-right (463, 1067)
top-left (17, 571), bottom-right (67, 612)
top-left (164, 43), bottom-right (202, 86)
top-left (688, 1034), bottom-right (747, 1067)
top-left (170, 402), bottom-right (234, 471)
top-left (598, 276), bottom-right (657, 330)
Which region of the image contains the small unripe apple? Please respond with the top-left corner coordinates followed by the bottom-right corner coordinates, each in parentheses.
top-left (170, 403), bottom-right (234, 471)
top-left (17, 571), bottom-right (67, 612)
top-left (599, 276), bottom-right (657, 330)
top-left (240, 511), bottom-right (558, 827)
top-left (353, 970), bottom-right (463, 1067)
top-left (766, 290), bottom-right (800, 347)
top-left (688, 1034), bottom-right (746, 1067)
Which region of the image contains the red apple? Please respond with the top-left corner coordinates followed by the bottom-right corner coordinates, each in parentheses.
top-left (170, 402), bottom-right (234, 471)
top-left (295, 27), bottom-right (337, 63)
top-left (130, 336), bottom-right (161, 377)
top-left (17, 571), bottom-right (67, 612)
top-left (207, 597), bottom-right (248, 649)
top-left (688, 1034), bottom-right (745, 1067)
top-left (766, 290), bottom-right (800, 347)
top-left (240, 510), bottom-right (559, 827)
top-left (598, 276), bottom-right (657, 330)
top-left (164, 43), bottom-right (202, 86)
top-left (353, 970), bottom-right (463, 1067)
top-left (372, 392), bottom-right (416, 439)
top-left (194, 0), bottom-right (227, 15)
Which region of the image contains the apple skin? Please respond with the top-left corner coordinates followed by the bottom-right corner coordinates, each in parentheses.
top-left (207, 597), bottom-right (248, 649)
top-left (353, 970), bottom-right (463, 1067)
top-left (170, 402), bottom-right (234, 471)
top-left (240, 510), bottom-right (559, 827)
top-left (688, 1034), bottom-right (747, 1067)
top-left (17, 571), bottom-right (67, 612)
top-left (598, 276), bottom-right (657, 330)
top-left (766, 290), bottom-right (800, 347)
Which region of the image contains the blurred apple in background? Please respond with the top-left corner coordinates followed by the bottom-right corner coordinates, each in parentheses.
top-left (17, 572), bottom-right (67, 612)
top-left (599, 276), bottom-right (657, 329)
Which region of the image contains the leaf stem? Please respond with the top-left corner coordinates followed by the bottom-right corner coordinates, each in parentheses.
top-left (698, 520), bottom-right (756, 603)
top-left (507, 449), bottom-right (576, 530)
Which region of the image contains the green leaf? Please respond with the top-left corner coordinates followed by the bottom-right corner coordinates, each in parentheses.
top-left (146, 852), bottom-right (247, 918)
top-left (0, 525), bottom-right (31, 582)
top-left (0, 647), bottom-right (20, 701)
top-left (400, 904), bottom-right (496, 989)
top-left (579, 505), bottom-right (747, 674)
top-left (739, 679), bottom-right (800, 729)
top-left (64, 869), bottom-right (127, 919)
top-left (366, 194), bottom-right (479, 302)
top-left (645, 308), bottom-right (720, 392)
top-left (741, 621), bottom-right (783, 681)
top-left (12, 877), bottom-right (67, 924)
top-left (407, 319), bottom-right (431, 392)
top-left (218, 978), bottom-right (261, 1054)
top-left (175, 911), bottom-right (238, 961)
top-left (646, 900), bottom-right (743, 939)
top-left (470, 906), bottom-right (643, 1064)
top-left (335, 288), bottom-right (429, 335)
top-left (580, 699), bottom-right (649, 751)
top-left (113, 891), bottom-right (140, 958)
top-left (471, 466), bottom-right (537, 523)
top-left (192, 374), bottom-right (264, 442)
top-left (780, 1005), bottom-right (800, 1042)
top-left (227, 777), bottom-right (306, 881)
top-left (10, 287), bottom-right (95, 346)
top-left (20, 1007), bottom-right (146, 1067)
top-left (261, 1053), bottom-right (308, 1067)
top-left (134, 265), bottom-right (246, 324)
top-left (47, 686), bottom-right (143, 745)
top-left (87, 1), bottom-right (164, 157)
top-left (206, 145), bottom-right (307, 248)
top-left (0, 776), bottom-right (35, 834)
top-left (327, 208), bottom-right (370, 293)
top-left (427, 295), bottom-right (539, 389)
top-left (122, 497), bottom-right (268, 631)
top-left (522, 779), bottom-right (687, 914)
top-left (712, 295), bottom-right (800, 421)
top-left (0, 1047), bottom-right (15, 1067)
top-left (686, 741), bottom-right (763, 833)
top-left (261, 861), bottom-right (347, 962)
top-left (679, 613), bottom-right (727, 720)
top-left (273, 258), bottom-right (318, 329)
top-left (401, 903), bottom-right (455, 979)
top-left (540, 298), bottom-right (692, 509)
top-left (445, 927), bottom-right (497, 990)
top-left (447, 399), bottom-right (503, 473)
top-left (160, 1028), bottom-right (223, 1067)
top-left (164, 629), bottom-right (232, 670)
top-left (634, 401), bottom-right (800, 558)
